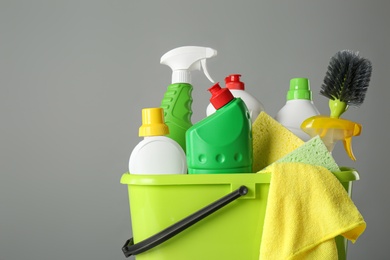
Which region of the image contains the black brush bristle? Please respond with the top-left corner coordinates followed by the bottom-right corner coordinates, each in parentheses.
top-left (320, 50), bottom-right (372, 106)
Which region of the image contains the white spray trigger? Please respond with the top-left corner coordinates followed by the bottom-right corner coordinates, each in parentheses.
top-left (201, 59), bottom-right (214, 83)
top-left (161, 46), bottom-right (217, 84)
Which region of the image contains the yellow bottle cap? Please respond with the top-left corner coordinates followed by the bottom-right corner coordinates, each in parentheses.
top-left (139, 108), bottom-right (169, 137)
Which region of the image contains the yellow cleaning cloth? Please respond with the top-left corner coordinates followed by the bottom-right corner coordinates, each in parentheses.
top-left (259, 162), bottom-right (366, 260)
top-left (252, 112), bottom-right (304, 172)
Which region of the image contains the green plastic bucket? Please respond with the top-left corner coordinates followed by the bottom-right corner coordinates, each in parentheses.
top-left (120, 168), bottom-right (359, 260)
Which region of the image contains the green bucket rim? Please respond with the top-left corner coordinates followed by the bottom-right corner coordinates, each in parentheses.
top-left (120, 167), bottom-right (359, 185)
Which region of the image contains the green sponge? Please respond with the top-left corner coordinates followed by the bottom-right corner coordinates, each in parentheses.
top-left (266, 135), bottom-right (340, 172)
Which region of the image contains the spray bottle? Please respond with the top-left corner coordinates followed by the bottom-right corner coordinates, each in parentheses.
top-left (128, 108), bottom-right (187, 174)
top-left (206, 74), bottom-right (264, 123)
top-left (160, 46), bottom-right (217, 152)
top-left (274, 78), bottom-right (320, 141)
top-left (186, 83), bottom-right (252, 174)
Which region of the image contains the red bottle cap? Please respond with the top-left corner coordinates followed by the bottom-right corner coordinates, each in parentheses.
top-left (208, 82), bottom-right (234, 110)
top-left (225, 74), bottom-right (245, 90)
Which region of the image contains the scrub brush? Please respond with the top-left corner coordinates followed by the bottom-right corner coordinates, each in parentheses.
top-left (320, 50), bottom-right (372, 118)
top-left (301, 50), bottom-right (372, 160)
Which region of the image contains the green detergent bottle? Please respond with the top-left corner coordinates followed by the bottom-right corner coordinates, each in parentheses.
top-left (186, 83), bottom-right (253, 174)
top-left (160, 46), bottom-right (217, 151)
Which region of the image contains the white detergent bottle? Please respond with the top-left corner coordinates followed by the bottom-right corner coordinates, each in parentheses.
top-left (129, 107), bottom-right (187, 174)
top-left (206, 74), bottom-right (264, 123)
top-left (275, 77), bottom-right (320, 141)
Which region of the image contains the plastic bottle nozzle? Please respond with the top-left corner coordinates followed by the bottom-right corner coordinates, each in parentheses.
top-left (139, 108), bottom-right (169, 137)
top-left (160, 46), bottom-right (217, 84)
top-left (301, 115), bottom-right (362, 160)
top-left (225, 74), bottom-right (245, 90)
top-left (209, 83), bottom-right (234, 110)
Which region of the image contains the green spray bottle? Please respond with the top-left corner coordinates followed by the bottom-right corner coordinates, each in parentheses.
top-left (186, 82), bottom-right (253, 174)
top-left (160, 46), bottom-right (217, 152)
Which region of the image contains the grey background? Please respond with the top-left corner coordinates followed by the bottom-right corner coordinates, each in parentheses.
top-left (1, 0), bottom-right (389, 259)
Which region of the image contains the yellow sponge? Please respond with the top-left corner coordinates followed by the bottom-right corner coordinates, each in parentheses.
top-left (252, 112), bottom-right (304, 172)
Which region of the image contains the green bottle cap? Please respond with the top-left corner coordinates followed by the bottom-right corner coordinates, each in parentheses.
top-left (287, 78), bottom-right (312, 101)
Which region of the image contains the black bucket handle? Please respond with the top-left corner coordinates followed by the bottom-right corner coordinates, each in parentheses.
top-left (122, 185), bottom-right (248, 258)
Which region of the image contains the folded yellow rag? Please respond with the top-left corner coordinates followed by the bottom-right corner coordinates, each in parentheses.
top-left (259, 162), bottom-right (366, 260)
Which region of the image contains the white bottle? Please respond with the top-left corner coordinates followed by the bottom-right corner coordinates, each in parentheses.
top-left (129, 108), bottom-right (187, 174)
top-left (206, 74), bottom-right (264, 124)
top-left (275, 78), bottom-right (320, 141)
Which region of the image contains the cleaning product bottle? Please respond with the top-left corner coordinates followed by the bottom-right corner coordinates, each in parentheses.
top-left (274, 77), bottom-right (320, 141)
top-left (160, 46), bottom-right (217, 152)
top-left (128, 108), bottom-right (187, 174)
top-left (206, 74), bottom-right (264, 123)
top-left (186, 83), bottom-right (252, 174)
